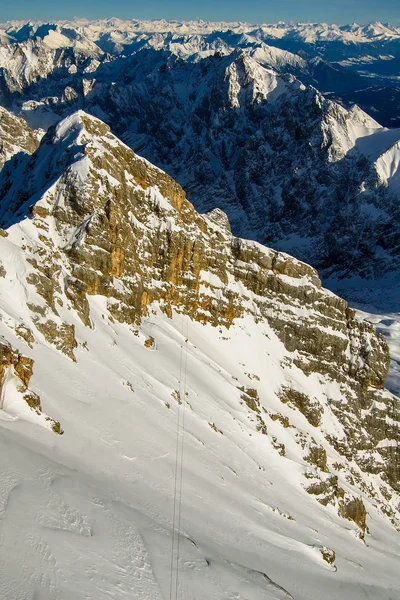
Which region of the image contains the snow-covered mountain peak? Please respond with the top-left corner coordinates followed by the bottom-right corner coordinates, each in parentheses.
top-left (225, 54), bottom-right (291, 107)
top-left (50, 109), bottom-right (110, 148)
top-left (0, 108), bottom-right (183, 229)
top-left (0, 109), bottom-right (400, 598)
top-left (250, 42), bottom-right (308, 72)
top-left (347, 103), bottom-right (382, 129)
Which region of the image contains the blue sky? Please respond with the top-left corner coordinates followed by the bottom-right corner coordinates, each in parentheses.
top-left (0, 0), bottom-right (399, 25)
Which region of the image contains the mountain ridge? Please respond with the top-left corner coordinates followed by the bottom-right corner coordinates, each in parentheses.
top-left (0, 107), bottom-right (399, 598)
top-left (0, 109), bottom-right (399, 598)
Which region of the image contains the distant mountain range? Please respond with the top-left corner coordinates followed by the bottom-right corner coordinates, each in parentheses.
top-left (0, 19), bottom-right (399, 124)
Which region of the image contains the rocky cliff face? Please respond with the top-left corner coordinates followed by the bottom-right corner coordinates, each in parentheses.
top-left (0, 337), bottom-right (61, 432)
top-left (0, 111), bottom-right (398, 535)
top-left (0, 105), bottom-right (41, 168)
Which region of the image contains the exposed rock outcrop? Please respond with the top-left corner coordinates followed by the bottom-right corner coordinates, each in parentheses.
top-left (0, 338), bottom-right (62, 433)
top-left (0, 106), bottom-right (41, 168)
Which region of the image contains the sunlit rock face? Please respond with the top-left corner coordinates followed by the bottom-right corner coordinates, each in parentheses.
top-left (0, 112), bottom-right (398, 545)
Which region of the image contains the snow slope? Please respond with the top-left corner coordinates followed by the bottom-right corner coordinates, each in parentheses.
top-left (1, 310), bottom-right (399, 600)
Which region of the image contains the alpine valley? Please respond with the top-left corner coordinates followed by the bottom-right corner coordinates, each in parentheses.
top-left (0, 19), bottom-right (399, 600)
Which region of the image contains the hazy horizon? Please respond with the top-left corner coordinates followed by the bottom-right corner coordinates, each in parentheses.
top-left (0, 0), bottom-right (399, 28)
top-left (1, 16), bottom-right (399, 27)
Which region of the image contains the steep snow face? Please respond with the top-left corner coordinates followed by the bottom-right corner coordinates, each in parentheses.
top-left (225, 55), bottom-right (300, 108)
top-left (0, 111), bottom-right (399, 599)
top-left (250, 43), bottom-right (308, 72)
top-left (375, 140), bottom-right (400, 190)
